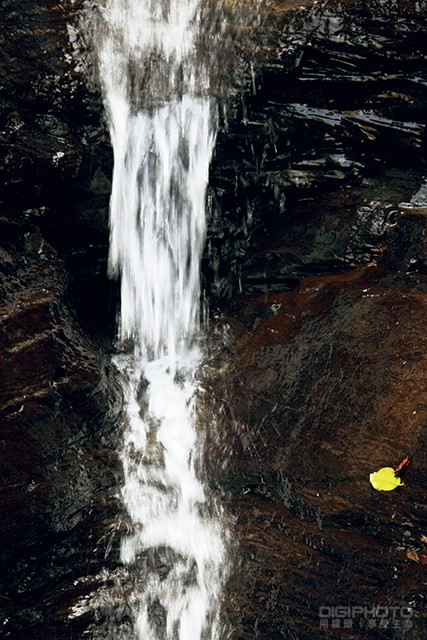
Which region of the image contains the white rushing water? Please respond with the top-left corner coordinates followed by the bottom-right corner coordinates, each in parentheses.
top-left (81, 0), bottom-right (229, 638)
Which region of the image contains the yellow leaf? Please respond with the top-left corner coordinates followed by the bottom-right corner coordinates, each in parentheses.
top-left (406, 548), bottom-right (419, 562)
top-left (369, 467), bottom-right (404, 491)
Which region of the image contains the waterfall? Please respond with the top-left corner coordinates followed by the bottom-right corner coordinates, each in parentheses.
top-left (109, 92), bottom-right (225, 636)
top-left (107, 95), bottom-right (215, 364)
top-left (72, 0), bottom-right (230, 638)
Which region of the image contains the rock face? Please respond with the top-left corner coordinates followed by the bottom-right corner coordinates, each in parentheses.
top-left (206, 1), bottom-right (427, 637)
top-left (1, 0), bottom-right (427, 639)
top-left (0, 3), bottom-right (120, 638)
top-left (214, 265), bottom-right (427, 638)
top-left (208, 0), bottom-right (427, 296)
top-left (0, 0), bottom-right (115, 340)
top-left (0, 221), bottom-right (121, 639)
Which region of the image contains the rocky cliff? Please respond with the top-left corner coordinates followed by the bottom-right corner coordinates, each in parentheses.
top-left (1, 0), bottom-right (426, 638)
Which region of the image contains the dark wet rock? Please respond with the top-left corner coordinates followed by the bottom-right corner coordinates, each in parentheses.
top-left (0, 0), bottom-right (115, 339)
top-left (212, 265), bottom-right (427, 639)
top-left (207, 0), bottom-right (427, 298)
top-left (0, 216), bottom-right (121, 638)
top-left (0, 3), bottom-right (122, 633)
top-left (236, 166), bottom-right (427, 292)
top-left (202, 2), bottom-right (427, 637)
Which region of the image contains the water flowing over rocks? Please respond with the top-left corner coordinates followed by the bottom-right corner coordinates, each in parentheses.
top-left (1, 0), bottom-right (427, 638)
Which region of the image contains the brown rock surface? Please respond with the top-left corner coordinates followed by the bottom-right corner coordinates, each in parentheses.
top-left (213, 264), bottom-right (426, 637)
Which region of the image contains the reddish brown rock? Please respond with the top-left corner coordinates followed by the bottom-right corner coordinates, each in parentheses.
top-left (213, 264), bottom-right (427, 638)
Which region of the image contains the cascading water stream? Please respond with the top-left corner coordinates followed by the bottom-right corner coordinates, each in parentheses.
top-left (110, 96), bottom-right (225, 638)
top-left (72, 0), bottom-right (231, 638)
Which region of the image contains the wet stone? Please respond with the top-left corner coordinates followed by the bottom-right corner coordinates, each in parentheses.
top-left (214, 265), bottom-right (427, 638)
